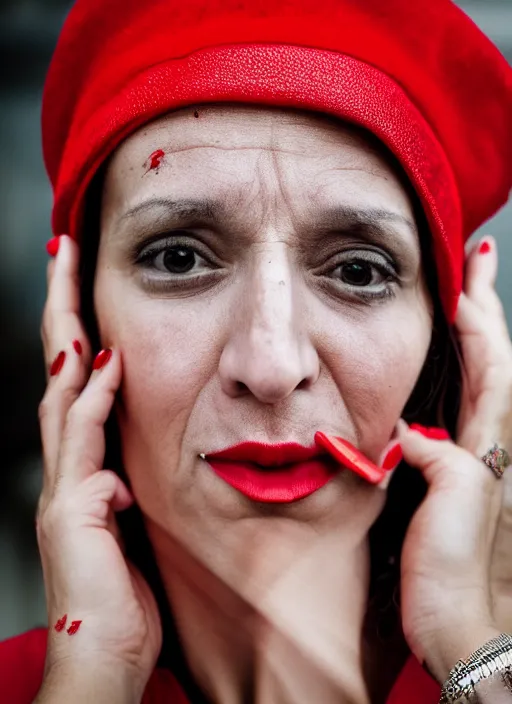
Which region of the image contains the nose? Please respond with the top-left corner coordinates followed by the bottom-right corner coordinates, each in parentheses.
top-left (218, 247), bottom-right (320, 404)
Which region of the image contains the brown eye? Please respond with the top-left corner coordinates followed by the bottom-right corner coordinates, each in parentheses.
top-left (338, 261), bottom-right (374, 286)
top-left (320, 249), bottom-right (398, 303)
top-left (162, 246), bottom-right (196, 274)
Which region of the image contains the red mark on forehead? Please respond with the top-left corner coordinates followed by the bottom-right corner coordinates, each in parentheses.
top-left (146, 149), bottom-right (165, 172)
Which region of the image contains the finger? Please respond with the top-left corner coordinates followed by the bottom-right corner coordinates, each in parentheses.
top-left (454, 292), bottom-right (507, 365)
top-left (54, 348), bottom-right (120, 493)
top-left (40, 234), bottom-right (94, 480)
top-left (397, 419), bottom-right (499, 492)
top-left (77, 469), bottom-right (134, 523)
top-left (464, 236), bottom-right (498, 300)
top-left (397, 421), bottom-right (504, 571)
top-left (40, 470), bottom-right (132, 556)
top-left (454, 240), bottom-right (512, 459)
top-left (463, 236), bottom-right (507, 326)
top-left (46, 257), bottom-right (56, 290)
top-left (454, 292), bottom-right (512, 439)
top-left (454, 297), bottom-right (512, 421)
top-left (105, 481), bottom-right (132, 554)
top-left (375, 437), bottom-right (403, 490)
top-left (46, 234), bottom-right (80, 316)
top-left (41, 234), bottom-right (91, 373)
top-left (39, 338), bottom-right (87, 492)
top-left (396, 419), bottom-right (455, 483)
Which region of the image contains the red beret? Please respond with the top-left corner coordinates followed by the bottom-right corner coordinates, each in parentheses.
top-left (42, 0), bottom-right (512, 321)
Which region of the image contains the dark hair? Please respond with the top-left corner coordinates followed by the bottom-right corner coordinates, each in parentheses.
top-left (78, 130), bottom-right (463, 698)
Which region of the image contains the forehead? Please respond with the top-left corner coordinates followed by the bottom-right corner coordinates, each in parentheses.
top-left (115, 104), bottom-right (382, 152)
top-left (104, 104), bottom-right (414, 215)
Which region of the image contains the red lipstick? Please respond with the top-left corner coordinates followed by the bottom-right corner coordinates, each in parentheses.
top-left (204, 442), bottom-right (339, 503)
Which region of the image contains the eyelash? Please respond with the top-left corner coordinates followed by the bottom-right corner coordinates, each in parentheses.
top-left (134, 235), bottom-right (399, 302)
top-left (134, 235), bottom-right (221, 289)
top-left (324, 250), bottom-right (398, 303)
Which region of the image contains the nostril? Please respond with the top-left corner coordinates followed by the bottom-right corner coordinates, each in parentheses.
top-left (235, 381), bottom-right (249, 394)
top-left (296, 377), bottom-right (311, 391)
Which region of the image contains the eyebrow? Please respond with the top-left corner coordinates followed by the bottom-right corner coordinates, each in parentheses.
top-left (117, 196), bottom-right (417, 246)
top-left (312, 205), bottom-right (416, 236)
top-left (120, 197), bottom-right (222, 224)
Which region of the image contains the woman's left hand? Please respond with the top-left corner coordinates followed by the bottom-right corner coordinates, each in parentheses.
top-left (398, 236), bottom-right (512, 683)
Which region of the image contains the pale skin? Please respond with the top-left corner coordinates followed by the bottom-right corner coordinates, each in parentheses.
top-left (36, 106), bottom-right (512, 703)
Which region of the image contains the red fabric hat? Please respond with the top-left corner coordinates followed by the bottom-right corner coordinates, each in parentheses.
top-left (42, 0), bottom-right (512, 321)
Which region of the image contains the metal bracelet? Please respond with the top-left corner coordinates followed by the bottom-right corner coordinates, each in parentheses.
top-left (439, 633), bottom-right (512, 703)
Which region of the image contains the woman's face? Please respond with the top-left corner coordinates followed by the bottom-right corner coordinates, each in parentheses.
top-left (96, 105), bottom-right (432, 568)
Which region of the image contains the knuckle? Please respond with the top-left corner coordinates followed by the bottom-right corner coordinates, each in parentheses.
top-left (60, 384), bottom-right (81, 411)
top-left (64, 401), bottom-right (87, 430)
top-left (65, 392), bottom-right (101, 430)
top-left (36, 504), bottom-right (58, 545)
top-left (39, 380), bottom-right (80, 424)
top-left (60, 405), bottom-right (96, 455)
top-left (40, 307), bottom-right (54, 339)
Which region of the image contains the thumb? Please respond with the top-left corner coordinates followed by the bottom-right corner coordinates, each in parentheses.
top-left (397, 420), bottom-right (454, 485)
top-left (77, 469), bottom-right (134, 523)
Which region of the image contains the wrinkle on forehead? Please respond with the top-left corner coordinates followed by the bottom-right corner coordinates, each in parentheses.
top-left (111, 104), bottom-right (389, 174)
top-left (136, 143), bottom-right (390, 173)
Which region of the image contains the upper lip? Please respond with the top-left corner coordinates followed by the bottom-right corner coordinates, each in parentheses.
top-left (206, 442), bottom-right (324, 466)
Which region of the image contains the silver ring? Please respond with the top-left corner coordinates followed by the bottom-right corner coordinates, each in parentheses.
top-left (481, 443), bottom-right (511, 479)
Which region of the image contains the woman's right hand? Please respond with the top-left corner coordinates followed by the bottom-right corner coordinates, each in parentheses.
top-left (36, 235), bottom-right (162, 700)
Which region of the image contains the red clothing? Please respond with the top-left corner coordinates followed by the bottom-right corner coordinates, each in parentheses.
top-left (1, 628), bottom-right (439, 703)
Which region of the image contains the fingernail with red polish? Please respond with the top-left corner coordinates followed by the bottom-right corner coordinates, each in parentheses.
top-left (46, 236), bottom-right (61, 257)
top-left (73, 339), bottom-right (82, 355)
top-left (479, 240), bottom-right (491, 255)
top-left (50, 350), bottom-right (66, 376)
top-left (381, 443), bottom-right (403, 471)
top-left (425, 428), bottom-right (451, 440)
top-left (410, 423), bottom-right (428, 434)
top-left (93, 348), bottom-right (112, 370)
top-left (410, 423), bottom-right (450, 440)
top-left (67, 620), bottom-right (82, 635)
top-left (54, 614), bottom-right (67, 632)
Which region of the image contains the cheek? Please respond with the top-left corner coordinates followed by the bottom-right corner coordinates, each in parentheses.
top-left (95, 281), bottom-right (220, 498)
top-left (325, 301), bottom-right (432, 456)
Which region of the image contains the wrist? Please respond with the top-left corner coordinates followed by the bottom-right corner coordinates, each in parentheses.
top-left (422, 621), bottom-right (501, 684)
top-left (36, 657), bottom-right (145, 704)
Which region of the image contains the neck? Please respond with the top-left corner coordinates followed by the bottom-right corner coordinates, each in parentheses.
top-left (151, 523), bottom-right (381, 704)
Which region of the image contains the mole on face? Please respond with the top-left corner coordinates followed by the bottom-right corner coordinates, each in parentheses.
top-left (145, 148), bottom-right (165, 173)
top-left (194, 110), bottom-right (199, 118)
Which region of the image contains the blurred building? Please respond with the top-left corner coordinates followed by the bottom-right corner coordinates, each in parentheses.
top-left (0, 0), bottom-right (511, 640)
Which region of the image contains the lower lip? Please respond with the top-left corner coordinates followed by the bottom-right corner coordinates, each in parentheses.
top-left (205, 458), bottom-right (339, 503)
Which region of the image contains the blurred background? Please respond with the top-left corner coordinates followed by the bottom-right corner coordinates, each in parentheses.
top-left (0, 0), bottom-right (511, 641)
